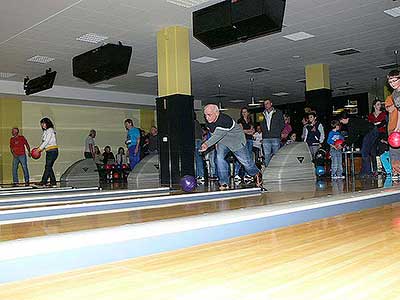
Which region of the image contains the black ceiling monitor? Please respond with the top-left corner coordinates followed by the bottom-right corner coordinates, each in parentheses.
top-left (24, 69), bottom-right (57, 95)
top-left (72, 42), bottom-right (133, 84)
top-left (193, 0), bottom-right (286, 49)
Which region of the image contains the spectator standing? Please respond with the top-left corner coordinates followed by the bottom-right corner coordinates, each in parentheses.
top-left (124, 119), bottom-right (141, 170)
top-left (253, 125), bottom-right (264, 163)
top-left (367, 100), bottom-right (387, 174)
top-left (327, 120), bottom-right (345, 179)
top-left (10, 127), bottom-right (30, 185)
top-left (147, 126), bottom-right (158, 154)
top-left (260, 99), bottom-right (285, 167)
top-left (281, 114), bottom-right (292, 145)
top-left (102, 146), bottom-right (115, 165)
top-left (194, 116), bottom-right (205, 182)
top-left (236, 107), bottom-right (255, 181)
top-left (339, 112), bottom-right (378, 176)
top-left (84, 129), bottom-right (96, 159)
top-left (303, 112), bottom-right (325, 159)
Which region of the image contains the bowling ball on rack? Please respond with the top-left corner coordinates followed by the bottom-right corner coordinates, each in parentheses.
top-left (388, 132), bottom-right (400, 148)
top-left (30, 148), bottom-right (41, 159)
top-left (113, 172), bottom-right (120, 179)
top-left (316, 166), bottom-right (325, 176)
top-left (179, 175), bottom-right (197, 192)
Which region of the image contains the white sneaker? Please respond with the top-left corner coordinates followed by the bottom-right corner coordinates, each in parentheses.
top-left (219, 184), bottom-right (229, 190)
top-left (234, 175), bottom-right (242, 182)
top-left (196, 176), bottom-right (205, 184)
top-left (244, 175), bottom-right (254, 182)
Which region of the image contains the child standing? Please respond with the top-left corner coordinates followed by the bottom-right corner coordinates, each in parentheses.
top-left (285, 132), bottom-right (297, 145)
top-left (327, 120), bottom-right (345, 179)
top-left (116, 147), bottom-right (128, 165)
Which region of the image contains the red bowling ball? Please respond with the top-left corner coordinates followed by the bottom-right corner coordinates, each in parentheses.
top-left (30, 148), bottom-right (41, 159)
top-left (388, 132), bottom-right (400, 148)
top-left (334, 139), bottom-right (344, 147)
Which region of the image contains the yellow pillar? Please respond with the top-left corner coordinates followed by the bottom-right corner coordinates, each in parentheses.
top-left (305, 64), bottom-right (330, 91)
top-left (0, 98), bottom-right (22, 184)
top-left (140, 109), bottom-right (156, 132)
top-left (157, 26), bottom-right (191, 97)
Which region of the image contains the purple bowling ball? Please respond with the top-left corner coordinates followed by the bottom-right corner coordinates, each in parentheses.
top-left (180, 175), bottom-right (197, 192)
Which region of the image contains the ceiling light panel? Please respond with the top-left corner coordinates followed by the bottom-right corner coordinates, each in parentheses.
top-left (76, 33), bottom-right (109, 44)
top-left (192, 56), bottom-right (218, 63)
top-left (384, 6), bottom-right (400, 17)
top-left (27, 55), bottom-right (55, 64)
top-left (283, 32), bottom-right (315, 41)
top-left (166, 0), bottom-right (210, 8)
top-left (136, 72), bottom-right (158, 77)
top-left (0, 72), bottom-right (16, 79)
top-left (230, 99), bottom-right (245, 103)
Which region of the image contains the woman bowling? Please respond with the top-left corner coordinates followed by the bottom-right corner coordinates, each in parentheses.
top-left (37, 117), bottom-right (58, 187)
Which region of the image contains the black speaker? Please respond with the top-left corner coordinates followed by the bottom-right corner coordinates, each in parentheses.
top-left (72, 43), bottom-right (132, 84)
top-left (24, 70), bottom-right (57, 95)
top-left (305, 88), bottom-right (332, 127)
top-left (156, 94), bottom-right (195, 185)
top-left (193, 0), bottom-right (286, 49)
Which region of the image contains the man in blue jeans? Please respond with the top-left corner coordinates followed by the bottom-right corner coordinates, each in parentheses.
top-left (200, 104), bottom-right (262, 190)
top-left (194, 116), bottom-right (205, 183)
top-left (9, 127), bottom-right (31, 185)
top-left (124, 119), bottom-right (141, 170)
top-left (339, 112), bottom-right (378, 176)
top-left (260, 99), bottom-right (285, 167)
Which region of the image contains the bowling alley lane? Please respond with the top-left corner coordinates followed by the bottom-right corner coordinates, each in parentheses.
top-left (0, 176), bottom-right (390, 242)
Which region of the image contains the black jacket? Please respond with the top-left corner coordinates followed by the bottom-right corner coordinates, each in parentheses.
top-left (260, 109), bottom-right (285, 139)
top-left (346, 117), bottom-right (375, 146)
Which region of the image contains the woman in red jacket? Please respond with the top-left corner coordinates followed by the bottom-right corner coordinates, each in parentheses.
top-left (368, 99), bottom-right (387, 175)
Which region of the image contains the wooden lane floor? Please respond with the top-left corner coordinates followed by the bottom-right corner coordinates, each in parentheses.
top-left (0, 178), bottom-right (386, 242)
top-left (1, 202), bottom-right (400, 299)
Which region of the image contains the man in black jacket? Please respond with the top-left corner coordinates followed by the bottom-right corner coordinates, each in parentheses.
top-left (260, 99), bottom-right (285, 166)
top-left (339, 112), bottom-right (379, 176)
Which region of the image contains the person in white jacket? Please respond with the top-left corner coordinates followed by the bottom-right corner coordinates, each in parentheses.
top-left (38, 117), bottom-right (58, 187)
top-left (303, 112), bottom-right (325, 159)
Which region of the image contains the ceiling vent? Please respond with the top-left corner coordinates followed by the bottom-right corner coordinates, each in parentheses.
top-left (272, 92), bottom-right (289, 96)
top-left (245, 67), bottom-right (270, 74)
top-left (377, 63), bottom-right (398, 70)
top-left (336, 85), bottom-right (354, 91)
top-left (332, 48), bottom-right (361, 56)
top-left (209, 93), bottom-right (228, 98)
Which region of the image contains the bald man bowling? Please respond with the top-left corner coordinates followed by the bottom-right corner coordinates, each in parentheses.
top-left (200, 104), bottom-right (263, 190)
